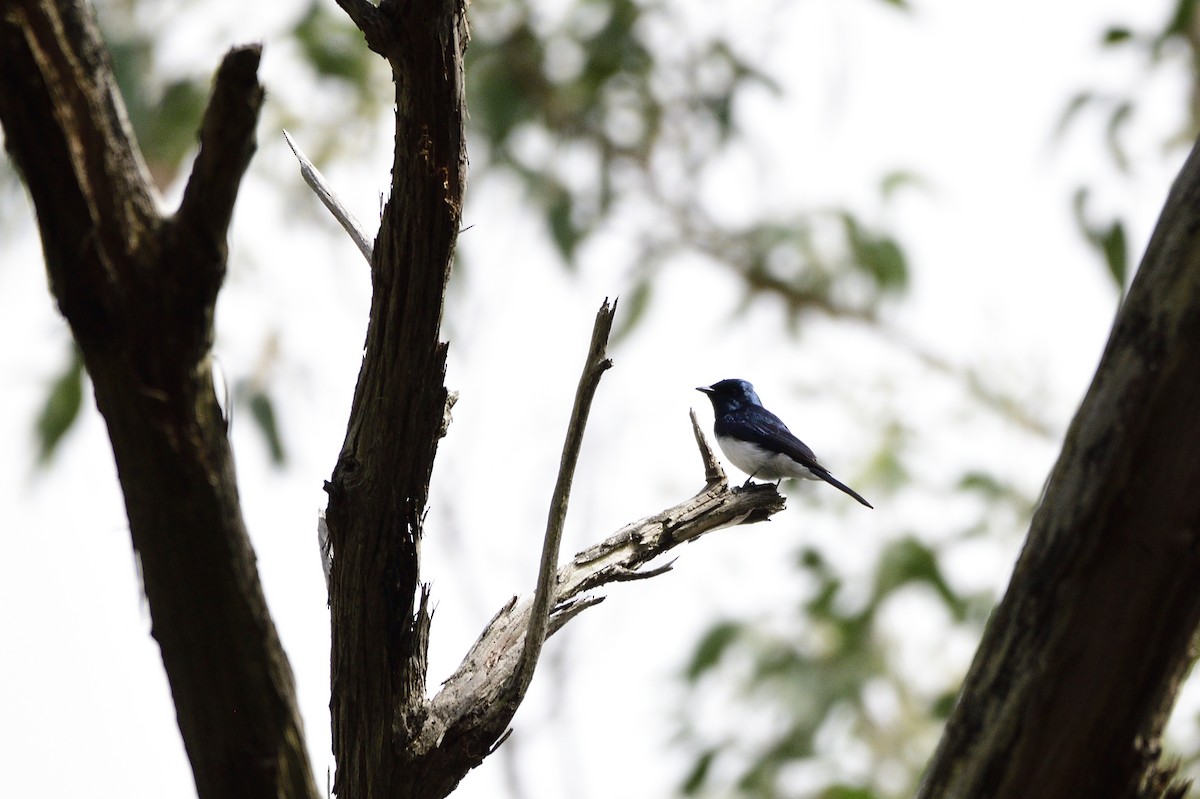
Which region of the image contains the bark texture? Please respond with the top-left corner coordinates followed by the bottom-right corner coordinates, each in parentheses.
top-left (322, 1), bottom-right (468, 798)
top-left (0, 3), bottom-right (318, 799)
top-left (916, 137), bottom-right (1200, 799)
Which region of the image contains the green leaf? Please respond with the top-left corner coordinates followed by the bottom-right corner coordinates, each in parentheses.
top-left (294, 1), bottom-right (374, 86)
top-left (931, 689), bottom-right (959, 720)
top-left (546, 187), bottom-right (580, 261)
top-left (1101, 220), bottom-right (1128, 290)
top-left (107, 36), bottom-right (205, 186)
top-left (1102, 27), bottom-right (1134, 45)
top-left (842, 213), bottom-right (908, 292)
top-left (685, 621), bottom-right (741, 680)
top-left (143, 79), bottom-right (207, 177)
top-left (35, 348), bottom-right (84, 466)
top-left (1161, 0), bottom-right (1200, 42)
top-left (247, 389), bottom-right (287, 466)
top-left (1071, 187), bottom-right (1128, 292)
top-left (680, 748), bottom-right (716, 795)
top-left (1105, 100), bottom-right (1133, 172)
top-left (1054, 91), bottom-right (1094, 141)
top-left (873, 537), bottom-right (966, 620)
top-left (879, 169), bottom-right (925, 201)
top-left (609, 278), bottom-right (652, 344)
top-left (820, 785), bottom-right (881, 799)
top-left (958, 470), bottom-right (1010, 500)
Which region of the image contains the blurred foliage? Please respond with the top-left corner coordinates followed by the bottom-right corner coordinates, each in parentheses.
top-left (1072, 187), bottom-right (1129, 298)
top-left (466, 0), bottom-right (908, 326)
top-left (293, 1), bottom-right (375, 88)
top-left (1058, 0), bottom-right (1200, 294)
top-left (241, 385), bottom-right (287, 466)
top-left (677, 539), bottom-right (993, 798)
top-left (35, 346), bottom-right (84, 465)
top-left (234, 335), bottom-right (288, 468)
top-left (24, 0), bottom-right (915, 469)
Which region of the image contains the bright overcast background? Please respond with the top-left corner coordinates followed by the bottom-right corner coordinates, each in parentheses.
top-left (0, 0), bottom-right (1189, 797)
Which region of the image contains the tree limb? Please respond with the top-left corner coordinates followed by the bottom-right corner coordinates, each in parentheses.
top-left (333, 0), bottom-right (392, 57)
top-left (515, 298), bottom-right (616, 698)
top-left (322, 1), bottom-right (469, 797)
top-left (0, 4), bottom-right (318, 798)
top-left (176, 47), bottom-right (263, 259)
top-left (283, 129), bottom-right (374, 264)
top-left (690, 407), bottom-right (726, 484)
top-left (917, 133), bottom-right (1200, 799)
top-left (406, 423), bottom-right (786, 799)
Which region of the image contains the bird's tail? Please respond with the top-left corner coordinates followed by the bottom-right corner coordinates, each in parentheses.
top-left (816, 470), bottom-right (873, 509)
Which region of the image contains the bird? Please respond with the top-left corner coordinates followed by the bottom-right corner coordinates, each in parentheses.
top-left (697, 378), bottom-right (873, 508)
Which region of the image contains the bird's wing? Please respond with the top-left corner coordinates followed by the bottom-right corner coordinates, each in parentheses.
top-left (719, 407), bottom-right (874, 508)
top-left (715, 406), bottom-right (823, 470)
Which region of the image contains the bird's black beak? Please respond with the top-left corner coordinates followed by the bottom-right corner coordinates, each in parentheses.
top-left (696, 386), bottom-right (713, 394)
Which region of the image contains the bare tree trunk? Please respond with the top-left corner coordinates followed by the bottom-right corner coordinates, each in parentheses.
top-left (917, 137), bottom-right (1200, 799)
top-left (321, 2), bottom-right (468, 797)
top-left (0, 2), bottom-right (318, 799)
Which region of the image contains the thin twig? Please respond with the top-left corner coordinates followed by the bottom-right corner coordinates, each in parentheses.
top-left (282, 130), bottom-right (374, 264)
top-left (690, 407), bottom-right (725, 485)
top-left (514, 298), bottom-right (617, 697)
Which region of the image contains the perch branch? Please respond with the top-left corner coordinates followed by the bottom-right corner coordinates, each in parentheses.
top-left (407, 422), bottom-right (784, 797)
top-left (690, 407), bottom-right (725, 485)
top-left (283, 130), bottom-right (373, 264)
top-left (514, 298), bottom-right (617, 697)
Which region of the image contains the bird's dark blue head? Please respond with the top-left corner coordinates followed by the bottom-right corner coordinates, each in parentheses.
top-left (696, 379), bottom-right (764, 413)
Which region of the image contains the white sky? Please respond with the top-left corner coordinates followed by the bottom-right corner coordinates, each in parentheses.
top-left (0, 0), bottom-right (1190, 797)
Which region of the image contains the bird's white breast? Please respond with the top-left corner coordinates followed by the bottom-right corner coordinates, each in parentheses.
top-left (715, 436), bottom-right (819, 481)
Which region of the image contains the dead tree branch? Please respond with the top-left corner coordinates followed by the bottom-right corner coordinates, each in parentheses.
top-left (283, 130), bottom-right (374, 263)
top-left (404, 419), bottom-right (785, 798)
top-left (516, 298), bottom-right (617, 698)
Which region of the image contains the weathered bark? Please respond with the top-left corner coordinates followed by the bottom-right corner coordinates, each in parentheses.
top-left (321, 1), bottom-right (468, 798)
top-left (917, 137), bottom-right (1200, 798)
top-left (0, 3), bottom-right (318, 799)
